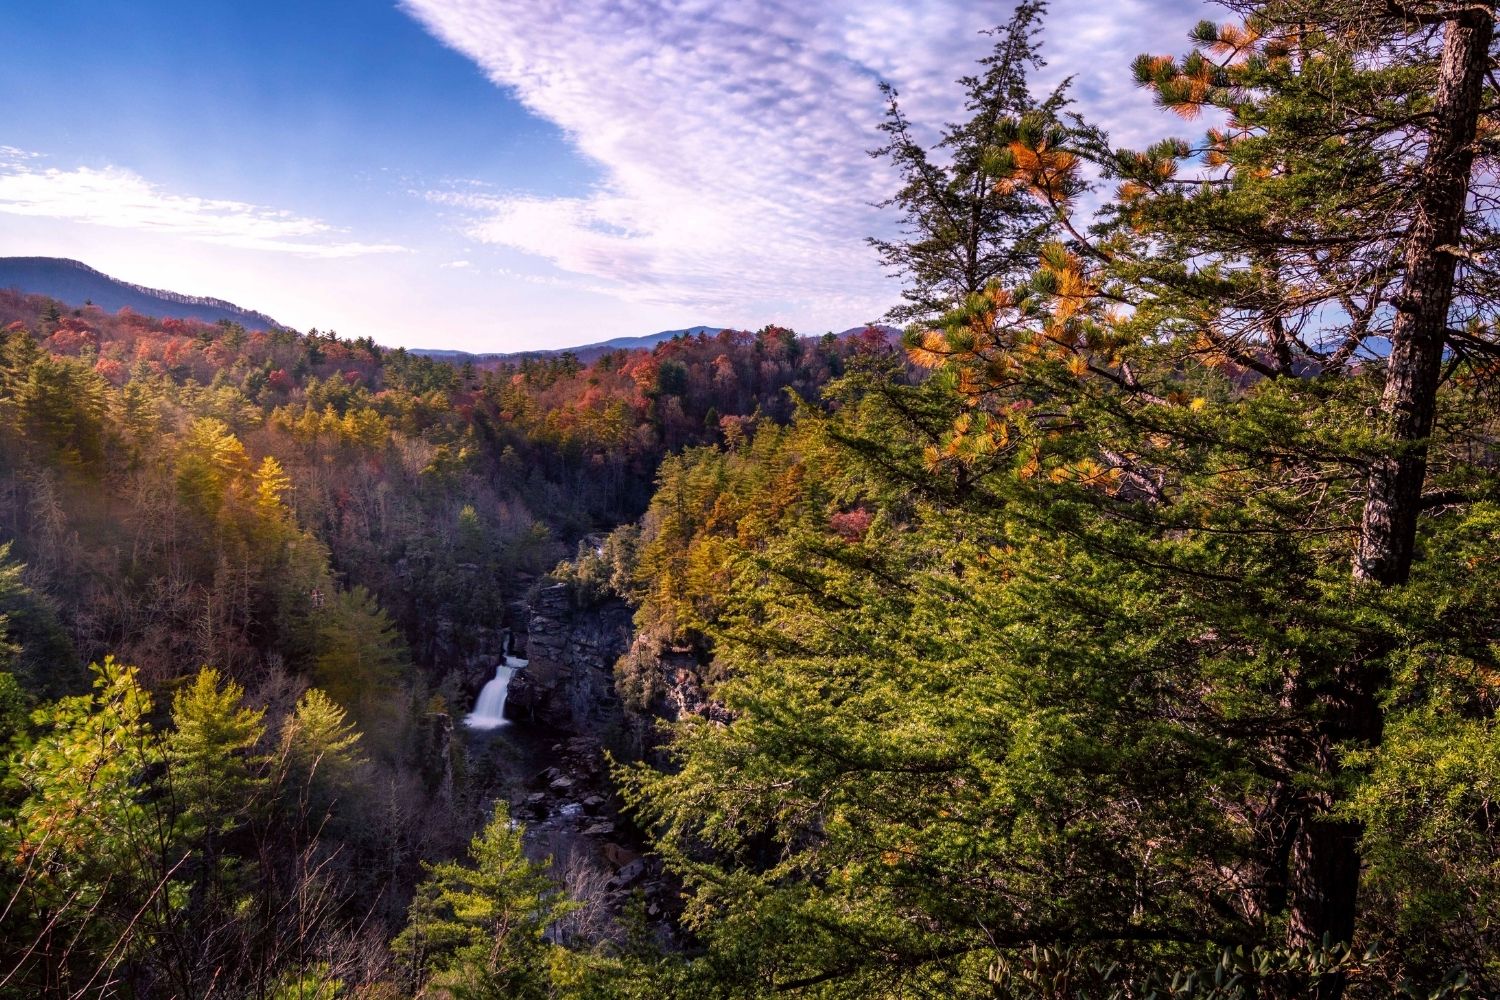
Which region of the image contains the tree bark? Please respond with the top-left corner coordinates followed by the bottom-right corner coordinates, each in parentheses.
top-left (1354, 8), bottom-right (1493, 586)
top-left (1292, 9), bottom-right (1494, 997)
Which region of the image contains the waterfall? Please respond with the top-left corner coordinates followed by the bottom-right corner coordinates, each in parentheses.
top-left (465, 654), bottom-right (528, 730)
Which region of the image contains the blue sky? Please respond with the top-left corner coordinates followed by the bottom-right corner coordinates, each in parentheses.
top-left (0, 0), bottom-right (1206, 351)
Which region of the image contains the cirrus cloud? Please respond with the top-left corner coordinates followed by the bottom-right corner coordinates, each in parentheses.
top-left (403, 0), bottom-right (1207, 328)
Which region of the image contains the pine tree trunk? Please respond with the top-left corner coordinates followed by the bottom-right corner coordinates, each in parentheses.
top-left (1291, 9), bottom-right (1494, 996)
top-left (1354, 9), bottom-right (1493, 586)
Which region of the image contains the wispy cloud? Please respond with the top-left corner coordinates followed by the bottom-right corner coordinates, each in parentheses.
top-left (0, 151), bottom-right (406, 258)
top-left (403, 0), bottom-right (1205, 327)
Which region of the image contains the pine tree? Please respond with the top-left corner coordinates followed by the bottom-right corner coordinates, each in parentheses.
top-left (1113, 1), bottom-right (1500, 983)
top-left (166, 666), bottom-right (266, 843)
top-left (620, 2), bottom-right (1500, 996)
top-left (9, 658), bottom-right (182, 994)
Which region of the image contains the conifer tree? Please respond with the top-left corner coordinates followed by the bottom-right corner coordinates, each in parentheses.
top-left (1111, 0), bottom-right (1500, 980)
top-left (868, 1), bottom-right (1070, 325)
top-left (620, 2), bottom-right (1500, 997)
top-left (166, 666), bottom-right (266, 844)
top-left (394, 804), bottom-right (568, 1000)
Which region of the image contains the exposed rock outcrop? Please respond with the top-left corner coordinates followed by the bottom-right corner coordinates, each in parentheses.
top-left (508, 735), bottom-right (684, 949)
top-left (615, 631), bottom-right (727, 741)
top-left (505, 584), bottom-right (634, 735)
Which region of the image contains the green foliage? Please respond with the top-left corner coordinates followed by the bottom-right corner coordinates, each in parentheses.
top-left (15, 657), bottom-right (160, 876)
top-left (0, 655), bottom-right (381, 997)
top-left (0, 543), bottom-right (80, 698)
top-left (268, 964), bottom-right (347, 1000)
top-left (552, 524), bottom-right (641, 608)
top-left (395, 803), bottom-right (572, 1000)
top-left (0, 671), bottom-right (26, 751)
top-left (166, 666), bottom-right (267, 841)
top-left (610, 5), bottom-right (1500, 993)
top-left (9, 658), bottom-right (171, 992)
top-left (12, 352), bottom-right (110, 473)
top-left (279, 685), bottom-right (364, 795)
top-left (868, 0), bottom-right (1064, 325)
top-left (312, 585), bottom-right (409, 748)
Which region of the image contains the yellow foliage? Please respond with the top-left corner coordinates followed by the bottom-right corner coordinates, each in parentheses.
top-left (253, 456), bottom-right (293, 523)
top-left (907, 330), bottom-right (951, 369)
top-left (1007, 140), bottom-right (1078, 202)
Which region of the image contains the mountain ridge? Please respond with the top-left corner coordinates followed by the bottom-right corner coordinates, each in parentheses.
top-left (408, 324), bottom-right (901, 365)
top-left (0, 256), bottom-right (897, 359)
top-left (0, 256), bottom-right (281, 329)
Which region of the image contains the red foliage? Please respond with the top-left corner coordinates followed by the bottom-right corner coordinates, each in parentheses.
top-left (94, 357), bottom-right (127, 384)
top-left (116, 308), bottom-right (155, 331)
top-left (851, 326), bottom-right (896, 354)
top-left (830, 508), bottom-right (873, 542)
top-left (45, 323), bottom-right (98, 355)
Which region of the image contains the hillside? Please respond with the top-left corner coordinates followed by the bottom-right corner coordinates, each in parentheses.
top-left (0, 256), bottom-right (280, 329)
top-left (409, 326), bottom-right (724, 365)
top-left (0, 258), bottom-right (892, 361)
top-left (410, 324), bottom-right (899, 365)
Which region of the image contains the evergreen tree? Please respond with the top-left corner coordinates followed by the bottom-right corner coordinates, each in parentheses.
top-left (312, 585), bottom-right (408, 747)
top-left (395, 804), bottom-right (569, 1000)
top-left (868, 1), bottom-right (1070, 325)
top-left (620, 3), bottom-right (1500, 996)
top-left (1109, 0), bottom-right (1500, 979)
top-left (9, 659), bottom-right (182, 995)
top-left (166, 666), bottom-right (266, 844)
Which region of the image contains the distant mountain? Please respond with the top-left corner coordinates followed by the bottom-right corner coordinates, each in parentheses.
top-left (409, 325), bottom-right (902, 366)
top-left (585, 325), bottom-right (725, 352)
top-left (409, 326), bottom-right (726, 365)
top-left (0, 256), bottom-right (898, 358)
top-left (0, 257), bottom-right (280, 329)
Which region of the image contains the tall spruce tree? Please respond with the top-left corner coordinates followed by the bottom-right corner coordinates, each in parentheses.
top-left (868, 1), bottom-right (1071, 325)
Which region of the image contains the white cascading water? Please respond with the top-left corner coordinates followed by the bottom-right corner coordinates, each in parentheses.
top-left (465, 655), bottom-right (528, 730)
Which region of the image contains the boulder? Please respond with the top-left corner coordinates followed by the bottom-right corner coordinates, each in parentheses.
top-left (609, 858), bottom-right (647, 889)
top-left (603, 842), bottom-right (641, 869)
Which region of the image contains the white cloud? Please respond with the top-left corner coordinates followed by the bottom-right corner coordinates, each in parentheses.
top-left (402, 0), bottom-right (1207, 328)
top-left (0, 152), bottom-right (406, 258)
top-left (441, 258), bottom-right (473, 268)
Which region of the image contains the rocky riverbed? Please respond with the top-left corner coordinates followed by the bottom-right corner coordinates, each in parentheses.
top-left (462, 723), bottom-right (682, 949)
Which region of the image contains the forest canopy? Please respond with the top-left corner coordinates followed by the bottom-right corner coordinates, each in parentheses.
top-left (3, 0), bottom-right (1500, 998)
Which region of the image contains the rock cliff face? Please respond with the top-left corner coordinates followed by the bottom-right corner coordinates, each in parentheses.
top-left (494, 583), bottom-right (709, 947)
top-left (505, 582), bottom-right (726, 762)
top-left (505, 584), bottom-right (635, 736)
top-left (428, 617), bottom-right (509, 693)
top-left (615, 632), bottom-right (725, 726)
